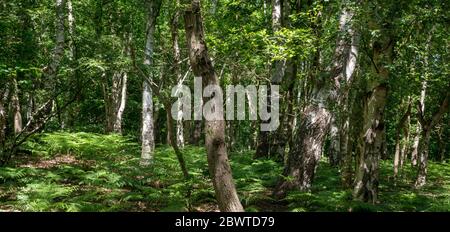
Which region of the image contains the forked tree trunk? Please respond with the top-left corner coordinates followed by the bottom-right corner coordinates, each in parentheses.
top-left (184, 0), bottom-right (244, 212)
top-left (141, 0), bottom-right (161, 165)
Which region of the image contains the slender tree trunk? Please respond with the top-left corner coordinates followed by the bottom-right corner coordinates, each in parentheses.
top-left (67, 0), bottom-right (75, 60)
top-left (190, 120), bottom-right (202, 145)
top-left (164, 102), bottom-right (189, 179)
top-left (328, 115), bottom-right (339, 166)
top-left (400, 115), bottom-right (410, 169)
top-left (411, 75), bottom-right (427, 167)
top-left (0, 97), bottom-right (6, 149)
top-left (47, 0), bottom-right (66, 81)
top-left (11, 77), bottom-right (23, 134)
top-left (394, 99), bottom-right (411, 178)
top-left (113, 72), bottom-right (127, 134)
top-left (184, 0), bottom-right (244, 212)
top-left (438, 125), bottom-right (446, 162)
top-left (141, 0), bottom-right (161, 165)
top-left (171, 5), bottom-right (184, 148)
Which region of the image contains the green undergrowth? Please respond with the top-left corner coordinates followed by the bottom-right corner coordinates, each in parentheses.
top-left (0, 132), bottom-right (448, 212)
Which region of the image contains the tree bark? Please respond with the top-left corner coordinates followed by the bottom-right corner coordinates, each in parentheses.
top-left (190, 120), bottom-right (202, 145)
top-left (47, 0), bottom-right (66, 82)
top-left (0, 96), bottom-right (6, 149)
top-left (171, 5), bottom-right (185, 148)
top-left (11, 77), bottom-right (23, 134)
top-left (330, 7), bottom-right (359, 170)
top-left (394, 99), bottom-right (411, 178)
top-left (141, 0), bottom-right (161, 166)
top-left (67, 0), bottom-right (75, 60)
top-left (274, 81), bottom-right (331, 196)
top-left (184, 0), bottom-right (244, 212)
top-left (400, 115), bottom-right (410, 169)
top-left (113, 72), bottom-right (128, 134)
top-left (411, 70), bottom-right (428, 167)
top-left (353, 32), bottom-right (393, 203)
top-left (164, 102), bottom-right (189, 179)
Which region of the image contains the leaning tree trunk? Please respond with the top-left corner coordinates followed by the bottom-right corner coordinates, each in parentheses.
top-left (274, 81), bottom-right (331, 197)
top-left (164, 102), bottom-right (189, 179)
top-left (353, 33), bottom-right (393, 203)
top-left (184, 0), bottom-right (244, 212)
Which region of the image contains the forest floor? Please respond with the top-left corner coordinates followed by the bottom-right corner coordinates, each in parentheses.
top-left (0, 132), bottom-right (449, 212)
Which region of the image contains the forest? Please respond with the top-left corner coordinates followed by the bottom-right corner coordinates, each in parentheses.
top-left (0, 0), bottom-right (449, 212)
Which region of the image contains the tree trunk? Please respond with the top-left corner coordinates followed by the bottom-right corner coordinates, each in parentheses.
top-left (414, 92), bottom-right (449, 188)
top-left (47, 0), bottom-right (66, 81)
top-left (0, 97), bottom-right (6, 149)
top-left (184, 0), bottom-right (244, 212)
top-left (394, 99), bottom-right (411, 178)
top-left (171, 5), bottom-right (184, 148)
top-left (274, 83), bottom-right (331, 196)
top-left (113, 72), bottom-right (128, 134)
top-left (165, 102), bottom-right (189, 179)
top-left (327, 6), bottom-right (359, 185)
top-left (353, 33), bottom-right (393, 203)
top-left (400, 115), bottom-right (410, 169)
top-left (411, 72), bottom-right (427, 167)
top-left (438, 125), bottom-right (446, 162)
top-left (328, 115), bottom-right (339, 166)
top-left (255, 0), bottom-right (285, 159)
top-left (67, 0), bottom-right (75, 60)
top-left (11, 77), bottom-right (23, 134)
top-left (141, 0), bottom-right (161, 165)
top-left (190, 120), bottom-right (202, 145)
